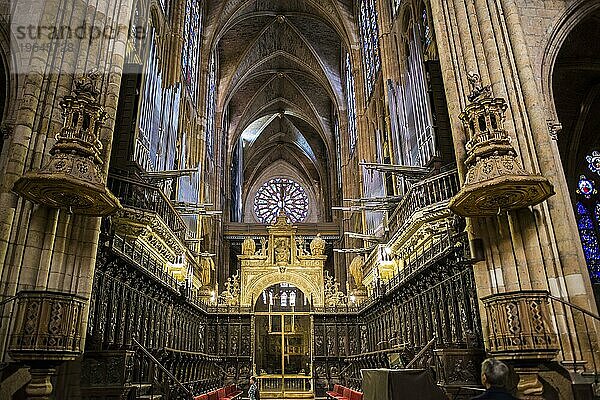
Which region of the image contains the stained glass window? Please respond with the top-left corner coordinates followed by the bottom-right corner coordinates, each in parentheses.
top-left (587, 151), bottom-right (600, 174)
top-left (205, 51), bottom-right (217, 157)
top-left (345, 53), bottom-right (358, 155)
top-left (182, 0), bottom-right (202, 100)
top-left (253, 178), bottom-right (309, 224)
top-left (575, 173), bottom-right (600, 283)
top-left (421, 5), bottom-right (432, 50)
top-left (358, 0), bottom-right (381, 99)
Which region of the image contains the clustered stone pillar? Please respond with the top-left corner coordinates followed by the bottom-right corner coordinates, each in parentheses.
top-left (429, 0), bottom-right (599, 397)
top-left (0, 0), bottom-right (134, 396)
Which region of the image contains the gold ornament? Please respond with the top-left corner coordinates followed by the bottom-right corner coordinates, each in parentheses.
top-left (310, 234), bottom-right (326, 256)
top-left (242, 238), bottom-right (256, 255)
top-left (349, 255), bottom-right (365, 288)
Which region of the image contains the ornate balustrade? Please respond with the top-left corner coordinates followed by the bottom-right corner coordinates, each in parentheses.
top-left (312, 246), bottom-right (482, 394)
top-left (109, 232), bottom-right (181, 292)
top-left (9, 291), bottom-right (87, 363)
top-left (387, 169), bottom-right (460, 235)
top-left (481, 290), bottom-right (600, 395)
top-left (359, 170), bottom-right (462, 294)
top-left (108, 174), bottom-right (192, 243)
top-left (482, 291), bottom-right (559, 360)
top-left (108, 174), bottom-right (201, 278)
top-left (483, 290), bottom-right (600, 372)
top-left (371, 232), bottom-right (469, 301)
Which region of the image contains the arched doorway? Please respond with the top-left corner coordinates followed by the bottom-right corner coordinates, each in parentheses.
top-left (253, 283), bottom-right (313, 398)
top-left (552, 7), bottom-right (600, 307)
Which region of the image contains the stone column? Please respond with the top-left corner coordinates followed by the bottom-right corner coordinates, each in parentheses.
top-left (429, 0), bottom-right (599, 397)
top-left (24, 367), bottom-right (56, 400)
top-left (0, 0), bottom-right (134, 391)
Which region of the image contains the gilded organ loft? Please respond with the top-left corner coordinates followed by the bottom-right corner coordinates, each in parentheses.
top-left (0, 0), bottom-right (600, 399)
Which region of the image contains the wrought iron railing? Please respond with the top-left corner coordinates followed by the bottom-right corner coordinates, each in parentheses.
top-left (483, 291), bottom-right (600, 384)
top-left (256, 375), bottom-right (312, 393)
top-left (131, 338), bottom-right (196, 400)
top-left (547, 294), bottom-right (600, 379)
top-left (387, 169), bottom-right (460, 235)
top-left (108, 174), bottom-right (194, 243)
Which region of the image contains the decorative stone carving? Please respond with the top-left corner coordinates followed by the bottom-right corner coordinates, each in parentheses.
top-left (434, 348), bottom-right (484, 387)
top-left (324, 274), bottom-right (346, 307)
top-left (13, 71), bottom-right (120, 216)
top-left (9, 290), bottom-right (86, 362)
top-left (80, 350), bottom-right (134, 399)
top-left (219, 273), bottom-right (240, 305)
top-left (482, 291), bottom-right (559, 361)
top-left (547, 120), bottom-right (562, 141)
top-left (448, 72), bottom-right (554, 216)
top-left (238, 214), bottom-right (326, 306)
top-left (242, 238), bottom-right (256, 255)
top-left (112, 207), bottom-right (186, 263)
top-left (274, 237), bottom-right (291, 264)
top-left (310, 234), bottom-right (326, 256)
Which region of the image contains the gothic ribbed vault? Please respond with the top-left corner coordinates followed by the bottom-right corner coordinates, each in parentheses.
top-left (202, 0), bottom-right (356, 223)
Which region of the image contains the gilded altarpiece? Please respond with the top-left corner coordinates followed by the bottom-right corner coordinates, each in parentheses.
top-left (237, 213), bottom-right (327, 307)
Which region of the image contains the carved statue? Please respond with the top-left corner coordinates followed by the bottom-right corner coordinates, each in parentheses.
top-left (296, 237), bottom-right (306, 257)
top-left (242, 238), bottom-right (256, 255)
top-left (74, 69), bottom-right (101, 99)
top-left (200, 257), bottom-right (215, 287)
top-left (219, 273), bottom-right (240, 305)
top-left (466, 71), bottom-right (491, 102)
top-left (260, 237), bottom-right (268, 256)
top-left (274, 237), bottom-right (290, 263)
top-left (349, 255), bottom-right (365, 288)
top-left (310, 234), bottom-right (325, 256)
top-left (324, 274), bottom-right (346, 306)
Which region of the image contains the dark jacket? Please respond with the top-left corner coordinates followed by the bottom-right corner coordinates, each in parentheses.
top-left (471, 387), bottom-right (518, 400)
top-left (248, 383), bottom-right (258, 400)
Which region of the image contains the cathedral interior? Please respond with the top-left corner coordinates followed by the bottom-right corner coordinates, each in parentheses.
top-left (1, 0), bottom-right (600, 399)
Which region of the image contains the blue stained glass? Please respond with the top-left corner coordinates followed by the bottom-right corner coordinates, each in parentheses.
top-left (576, 201), bottom-right (600, 283)
top-left (577, 175), bottom-right (596, 198)
top-left (578, 214), bottom-right (594, 231)
top-left (577, 201), bottom-right (588, 216)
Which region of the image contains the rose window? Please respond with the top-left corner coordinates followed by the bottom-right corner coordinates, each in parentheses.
top-left (253, 178), bottom-right (309, 224)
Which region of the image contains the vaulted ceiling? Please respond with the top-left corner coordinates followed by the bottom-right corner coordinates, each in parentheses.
top-left (201, 0), bottom-right (357, 221)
